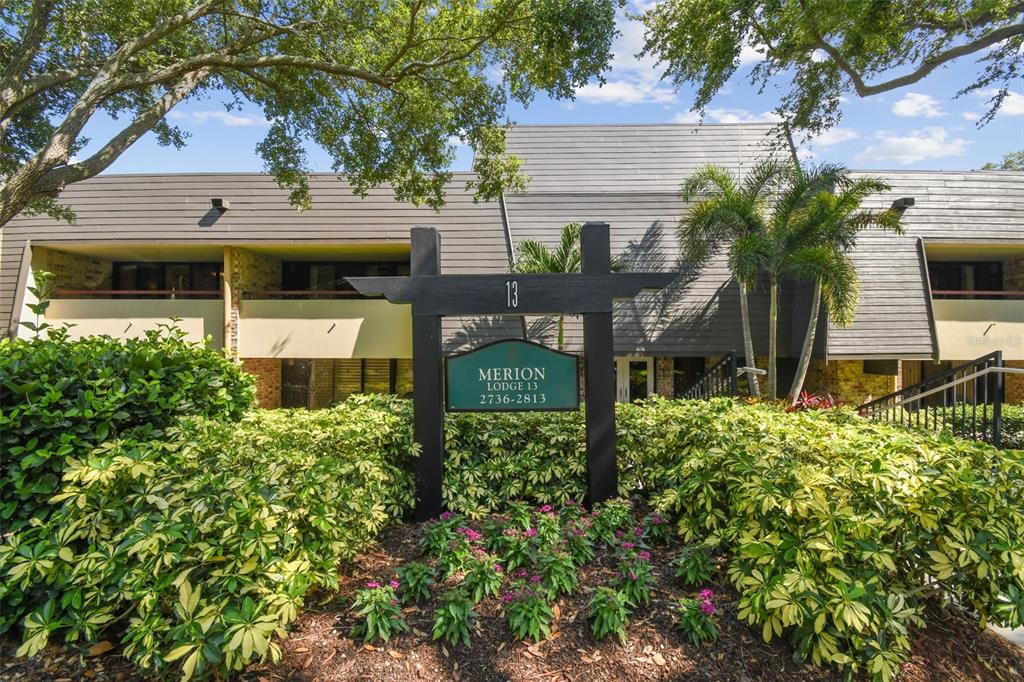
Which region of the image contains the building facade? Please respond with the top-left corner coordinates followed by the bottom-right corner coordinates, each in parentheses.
top-left (2, 123), bottom-right (1022, 407)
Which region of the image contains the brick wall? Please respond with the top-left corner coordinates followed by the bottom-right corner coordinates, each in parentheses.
top-left (655, 357), bottom-right (674, 398)
top-left (1006, 360), bottom-right (1024, 405)
top-left (241, 358), bottom-right (281, 408)
top-left (227, 247), bottom-right (281, 353)
top-left (804, 359), bottom-right (899, 405)
top-left (1004, 257), bottom-right (1024, 291)
top-left (310, 359), bottom-right (336, 408)
top-left (37, 247), bottom-right (112, 290)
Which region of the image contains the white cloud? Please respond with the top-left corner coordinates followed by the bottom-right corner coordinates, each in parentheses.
top-left (796, 147), bottom-right (816, 161)
top-left (572, 8), bottom-right (677, 107)
top-left (575, 79), bottom-right (675, 105)
top-left (962, 112), bottom-right (981, 122)
top-left (671, 110), bottom-right (702, 124)
top-left (854, 127), bottom-right (969, 164)
top-left (703, 107), bottom-right (781, 124)
top-left (981, 89), bottom-right (1024, 116)
top-left (810, 49), bottom-right (829, 63)
top-left (169, 110), bottom-right (269, 127)
top-left (738, 43), bottom-right (765, 65)
top-left (810, 127), bottom-right (858, 147)
top-left (891, 92), bottom-right (945, 118)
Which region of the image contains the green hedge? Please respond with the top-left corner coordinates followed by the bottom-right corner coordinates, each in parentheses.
top-left (1001, 403), bottom-right (1024, 450)
top-left (645, 398), bottom-right (1024, 680)
top-left (0, 327), bottom-right (254, 530)
top-left (3, 387), bottom-right (1023, 681)
top-left (0, 397), bottom-right (414, 678)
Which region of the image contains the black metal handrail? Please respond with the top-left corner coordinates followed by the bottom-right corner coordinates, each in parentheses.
top-left (680, 352), bottom-right (738, 400)
top-left (860, 351), bottom-right (1005, 448)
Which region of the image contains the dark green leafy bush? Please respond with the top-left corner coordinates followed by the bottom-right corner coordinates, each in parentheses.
top-left (351, 581), bottom-right (408, 643)
top-left (0, 326), bottom-right (254, 530)
top-left (587, 586), bottom-right (630, 645)
top-left (1, 399), bottom-right (414, 677)
top-left (432, 589), bottom-right (477, 647)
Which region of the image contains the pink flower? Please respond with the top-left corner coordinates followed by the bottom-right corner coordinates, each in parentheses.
top-left (621, 542), bottom-right (635, 550)
top-left (440, 511), bottom-right (453, 520)
top-left (628, 571), bottom-right (637, 581)
top-left (530, 575), bottom-right (542, 584)
top-left (366, 581), bottom-right (380, 589)
top-left (634, 527), bottom-right (644, 537)
top-left (538, 504), bottom-right (554, 514)
top-left (615, 530), bottom-right (624, 538)
top-left (650, 515), bottom-right (664, 525)
top-left (565, 500), bottom-right (578, 507)
top-left (390, 580), bottom-right (400, 590)
top-left (392, 598), bottom-right (400, 606)
top-left (699, 589), bottom-right (715, 601)
top-left (699, 600), bottom-right (715, 616)
top-left (514, 569), bottom-right (529, 579)
top-left (501, 592), bottom-right (516, 604)
top-left (458, 527), bottom-right (483, 543)
top-left (638, 550), bottom-right (651, 561)
top-left (523, 528), bottom-right (537, 538)
top-left (503, 528), bottom-right (519, 537)
top-left (494, 564), bottom-right (504, 573)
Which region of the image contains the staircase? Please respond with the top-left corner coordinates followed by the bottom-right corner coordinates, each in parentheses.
top-left (679, 352), bottom-right (739, 400)
top-left (860, 351), bottom-right (1023, 448)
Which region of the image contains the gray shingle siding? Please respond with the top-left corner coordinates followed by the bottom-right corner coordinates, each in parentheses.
top-left (3, 127), bottom-right (1021, 361)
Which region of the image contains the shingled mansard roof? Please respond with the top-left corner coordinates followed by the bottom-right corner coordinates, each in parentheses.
top-left (2, 123), bottom-right (1022, 360)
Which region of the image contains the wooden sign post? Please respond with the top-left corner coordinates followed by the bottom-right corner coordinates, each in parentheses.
top-left (349, 222), bottom-right (674, 521)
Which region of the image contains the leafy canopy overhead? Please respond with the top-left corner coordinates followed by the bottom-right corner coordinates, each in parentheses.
top-left (0, 0), bottom-right (620, 226)
top-left (641, 0), bottom-right (1024, 133)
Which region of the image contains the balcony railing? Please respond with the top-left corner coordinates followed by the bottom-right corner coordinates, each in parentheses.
top-left (931, 289), bottom-right (1024, 300)
top-left (241, 289), bottom-right (380, 300)
top-left (54, 288), bottom-right (222, 299)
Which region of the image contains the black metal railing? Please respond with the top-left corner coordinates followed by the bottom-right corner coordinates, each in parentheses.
top-left (860, 351), bottom-right (1005, 448)
top-left (680, 352), bottom-right (738, 400)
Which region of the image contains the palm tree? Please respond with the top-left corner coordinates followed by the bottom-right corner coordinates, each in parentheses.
top-left (513, 223), bottom-right (584, 351)
top-left (679, 159), bottom-right (792, 397)
top-left (782, 167), bottom-right (904, 403)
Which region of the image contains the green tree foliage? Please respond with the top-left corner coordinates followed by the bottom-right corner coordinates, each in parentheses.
top-left (981, 149), bottom-right (1024, 170)
top-left (513, 222), bottom-right (583, 350)
top-left (679, 159), bottom-right (793, 397)
top-left (641, 0), bottom-right (1024, 133)
top-left (0, 0), bottom-right (621, 227)
top-left (0, 325), bottom-right (254, 531)
top-left (782, 165), bottom-right (904, 402)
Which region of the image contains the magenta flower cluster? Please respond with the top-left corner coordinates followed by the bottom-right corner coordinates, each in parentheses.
top-left (698, 589), bottom-right (716, 616)
top-left (458, 526), bottom-right (483, 543)
top-left (538, 504), bottom-right (554, 514)
top-left (523, 527), bottom-right (538, 538)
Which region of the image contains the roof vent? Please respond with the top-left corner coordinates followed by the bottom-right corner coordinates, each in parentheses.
top-left (211, 198), bottom-right (230, 211)
top-left (890, 197), bottom-right (915, 211)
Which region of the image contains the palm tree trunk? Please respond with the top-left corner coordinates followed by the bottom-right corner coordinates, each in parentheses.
top-left (738, 282), bottom-right (760, 397)
top-left (557, 315), bottom-right (565, 351)
top-left (788, 280), bottom-right (822, 404)
top-left (767, 280), bottom-right (778, 400)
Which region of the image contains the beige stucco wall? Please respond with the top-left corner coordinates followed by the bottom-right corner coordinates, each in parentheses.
top-left (237, 299), bottom-right (412, 359)
top-left (932, 299), bottom-right (1024, 361)
top-left (35, 299), bottom-right (223, 348)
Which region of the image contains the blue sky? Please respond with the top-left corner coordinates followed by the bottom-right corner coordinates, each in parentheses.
top-left (80, 5), bottom-right (1024, 176)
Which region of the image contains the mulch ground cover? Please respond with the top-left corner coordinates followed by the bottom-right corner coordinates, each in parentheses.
top-left (3, 519), bottom-right (1023, 682)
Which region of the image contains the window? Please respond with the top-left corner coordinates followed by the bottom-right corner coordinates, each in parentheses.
top-left (928, 261), bottom-right (1003, 299)
top-left (673, 357), bottom-right (706, 397)
top-left (112, 262), bottom-right (222, 298)
top-left (281, 261), bottom-right (411, 295)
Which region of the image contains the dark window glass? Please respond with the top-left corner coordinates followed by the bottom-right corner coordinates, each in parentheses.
top-left (112, 262), bottom-right (221, 298)
top-left (673, 357), bottom-right (705, 396)
top-left (928, 261), bottom-right (1003, 299)
top-left (281, 260), bottom-right (411, 296)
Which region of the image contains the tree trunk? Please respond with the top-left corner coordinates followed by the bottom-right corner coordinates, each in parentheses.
top-left (767, 280), bottom-right (778, 400)
top-left (738, 282), bottom-right (760, 397)
top-left (557, 315), bottom-right (565, 351)
top-left (788, 280), bottom-right (822, 404)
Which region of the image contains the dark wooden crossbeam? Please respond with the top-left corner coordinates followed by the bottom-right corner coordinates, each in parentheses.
top-left (347, 271), bottom-right (677, 315)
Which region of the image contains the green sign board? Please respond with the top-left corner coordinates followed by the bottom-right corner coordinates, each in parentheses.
top-left (445, 339), bottom-right (579, 412)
